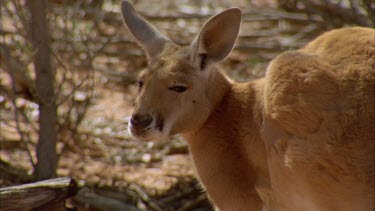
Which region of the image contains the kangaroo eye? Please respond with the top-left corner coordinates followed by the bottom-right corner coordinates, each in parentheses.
top-left (169, 86), bottom-right (187, 93)
top-left (137, 80), bottom-right (144, 88)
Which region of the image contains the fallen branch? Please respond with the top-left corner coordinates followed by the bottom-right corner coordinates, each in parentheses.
top-left (0, 177), bottom-right (78, 211)
top-left (298, 0), bottom-right (372, 26)
top-left (50, 6), bottom-right (324, 26)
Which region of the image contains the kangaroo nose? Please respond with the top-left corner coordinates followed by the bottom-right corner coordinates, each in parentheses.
top-left (130, 113), bottom-right (153, 128)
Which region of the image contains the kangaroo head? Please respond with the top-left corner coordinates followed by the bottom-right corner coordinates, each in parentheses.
top-left (121, 1), bottom-right (241, 141)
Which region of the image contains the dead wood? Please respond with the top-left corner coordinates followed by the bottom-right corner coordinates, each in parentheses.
top-left (0, 177), bottom-right (78, 211)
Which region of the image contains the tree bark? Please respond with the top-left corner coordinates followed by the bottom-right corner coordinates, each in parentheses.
top-left (27, 0), bottom-right (58, 180)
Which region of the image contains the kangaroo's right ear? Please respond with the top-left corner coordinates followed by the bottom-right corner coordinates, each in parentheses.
top-left (121, 1), bottom-right (172, 59)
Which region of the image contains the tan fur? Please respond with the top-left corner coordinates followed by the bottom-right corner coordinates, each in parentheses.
top-left (261, 27), bottom-right (375, 210)
top-left (121, 2), bottom-right (374, 210)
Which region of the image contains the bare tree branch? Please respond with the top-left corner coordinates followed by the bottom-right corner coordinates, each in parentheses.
top-left (1, 44), bottom-right (37, 168)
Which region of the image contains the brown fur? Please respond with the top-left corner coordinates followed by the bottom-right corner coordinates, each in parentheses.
top-left (261, 27), bottom-right (375, 210)
top-left (121, 1), bottom-right (374, 210)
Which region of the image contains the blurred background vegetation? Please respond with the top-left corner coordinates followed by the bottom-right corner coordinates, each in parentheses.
top-left (0, 0), bottom-right (373, 210)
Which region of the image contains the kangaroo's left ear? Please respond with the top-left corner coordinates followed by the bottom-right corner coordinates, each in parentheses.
top-left (189, 8), bottom-right (241, 70)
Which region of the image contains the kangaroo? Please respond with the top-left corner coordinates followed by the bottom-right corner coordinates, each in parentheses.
top-left (120, 1), bottom-right (375, 210)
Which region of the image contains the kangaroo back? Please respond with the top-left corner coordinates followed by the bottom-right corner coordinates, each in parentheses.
top-left (263, 27), bottom-right (375, 210)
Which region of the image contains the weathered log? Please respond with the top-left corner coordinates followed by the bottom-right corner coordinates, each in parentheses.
top-left (0, 177), bottom-right (78, 211)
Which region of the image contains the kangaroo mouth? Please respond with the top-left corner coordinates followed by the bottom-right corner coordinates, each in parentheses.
top-left (128, 115), bottom-right (167, 141)
top-left (155, 115), bottom-right (164, 132)
top-left (129, 128), bottom-right (154, 141)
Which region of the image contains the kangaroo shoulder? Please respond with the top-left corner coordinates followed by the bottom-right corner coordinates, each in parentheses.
top-left (263, 51), bottom-right (339, 136)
